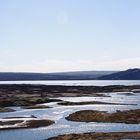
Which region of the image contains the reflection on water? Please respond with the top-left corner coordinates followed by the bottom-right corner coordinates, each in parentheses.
top-left (0, 92), bottom-right (140, 140)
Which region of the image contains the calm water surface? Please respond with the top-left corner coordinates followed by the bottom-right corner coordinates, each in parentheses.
top-left (0, 80), bottom-right (140, 86)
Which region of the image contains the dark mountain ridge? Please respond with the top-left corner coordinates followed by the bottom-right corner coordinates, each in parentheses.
top-left (0, 69), bottom-right (139, 81)
top-left (99, 69), bottom-right (140, 80)
top-left (0, 71), bottom-right (116, 81)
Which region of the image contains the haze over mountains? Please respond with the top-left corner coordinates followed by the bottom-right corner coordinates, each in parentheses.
top-left (0, 69), bottom-right (139, 81)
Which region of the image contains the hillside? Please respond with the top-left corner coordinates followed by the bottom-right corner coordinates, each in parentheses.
top-left (1, 69), bottom-right (140, 81)
top-left (0, 71), bottom-right (116, 81)
top-left (99, 69), bottom-right (140, 80)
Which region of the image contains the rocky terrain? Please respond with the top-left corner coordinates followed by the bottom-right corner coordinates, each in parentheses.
top-left (66, 109), bottom-right (140, 124)
top-left (48, 132), bottom-right (140, 140)
top-left (58, 101), bottom-right (136, 106)
top-left (0, 84), bottom-right (140, 108)
top-left (0, 107), bottom-right (15, 112)
top-left (0, 84), bottom-right (140, 138)
top-left (0, 119), bottom-right (54, 130)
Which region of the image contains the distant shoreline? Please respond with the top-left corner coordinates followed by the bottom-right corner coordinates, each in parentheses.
top-left (0, 84), bottom-right (140, 107)
top-left (0, 69), bottom-right (140, 80)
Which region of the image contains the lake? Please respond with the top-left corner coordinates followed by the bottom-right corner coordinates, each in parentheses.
top-left (0, 80), bottom-right (140, 86)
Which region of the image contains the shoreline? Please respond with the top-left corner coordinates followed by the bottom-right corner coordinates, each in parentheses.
top-left (0, 84), bottom-right (140, 139)
top-left (66, 109), bottom-right (140, 124)
top-left (47, 131), bottom-right (140, 140)
top-left (0, 84), bottom-right (140, 107)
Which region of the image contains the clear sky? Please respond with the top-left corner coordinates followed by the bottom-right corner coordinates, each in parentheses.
top-left (0, 0), bottom-right (140, 72)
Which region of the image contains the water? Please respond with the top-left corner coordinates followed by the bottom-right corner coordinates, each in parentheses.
top-left (0, 91), bottom-right (140, 140)
top-left (0, 81), bottom-right (140, 140)
top-left (0, 80), bottom-right (140, 86)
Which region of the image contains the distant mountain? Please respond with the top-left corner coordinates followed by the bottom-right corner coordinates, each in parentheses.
top-left (0, 69), bottom-right (140, 81)
top-left (0, 71), bottom-right (116, 81)
top-left (98, 69), bottom-right (140, 80)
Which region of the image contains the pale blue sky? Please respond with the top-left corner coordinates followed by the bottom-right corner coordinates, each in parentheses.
top-left (0, 0), bottom-right (140, 72)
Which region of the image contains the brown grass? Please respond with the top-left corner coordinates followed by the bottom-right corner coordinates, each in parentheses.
top-left (66, 109), bottom-right (140, 124)
top-left (48, 132), bottom-right (140, 140)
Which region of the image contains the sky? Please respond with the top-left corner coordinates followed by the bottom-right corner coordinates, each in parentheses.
top-left (0, 0), bottom-right (140, 72)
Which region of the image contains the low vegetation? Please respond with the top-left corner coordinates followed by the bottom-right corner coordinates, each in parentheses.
top-left (0, 107), bottom-right (15, 112)
top-left (48, 132), bottom-right (140, 140)
top-left (66, 109), bottom-right (140, 124)
top-left (0, 119), bottom-right (54, 130)
top-left (58, 101), bottom-right (136, 106)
